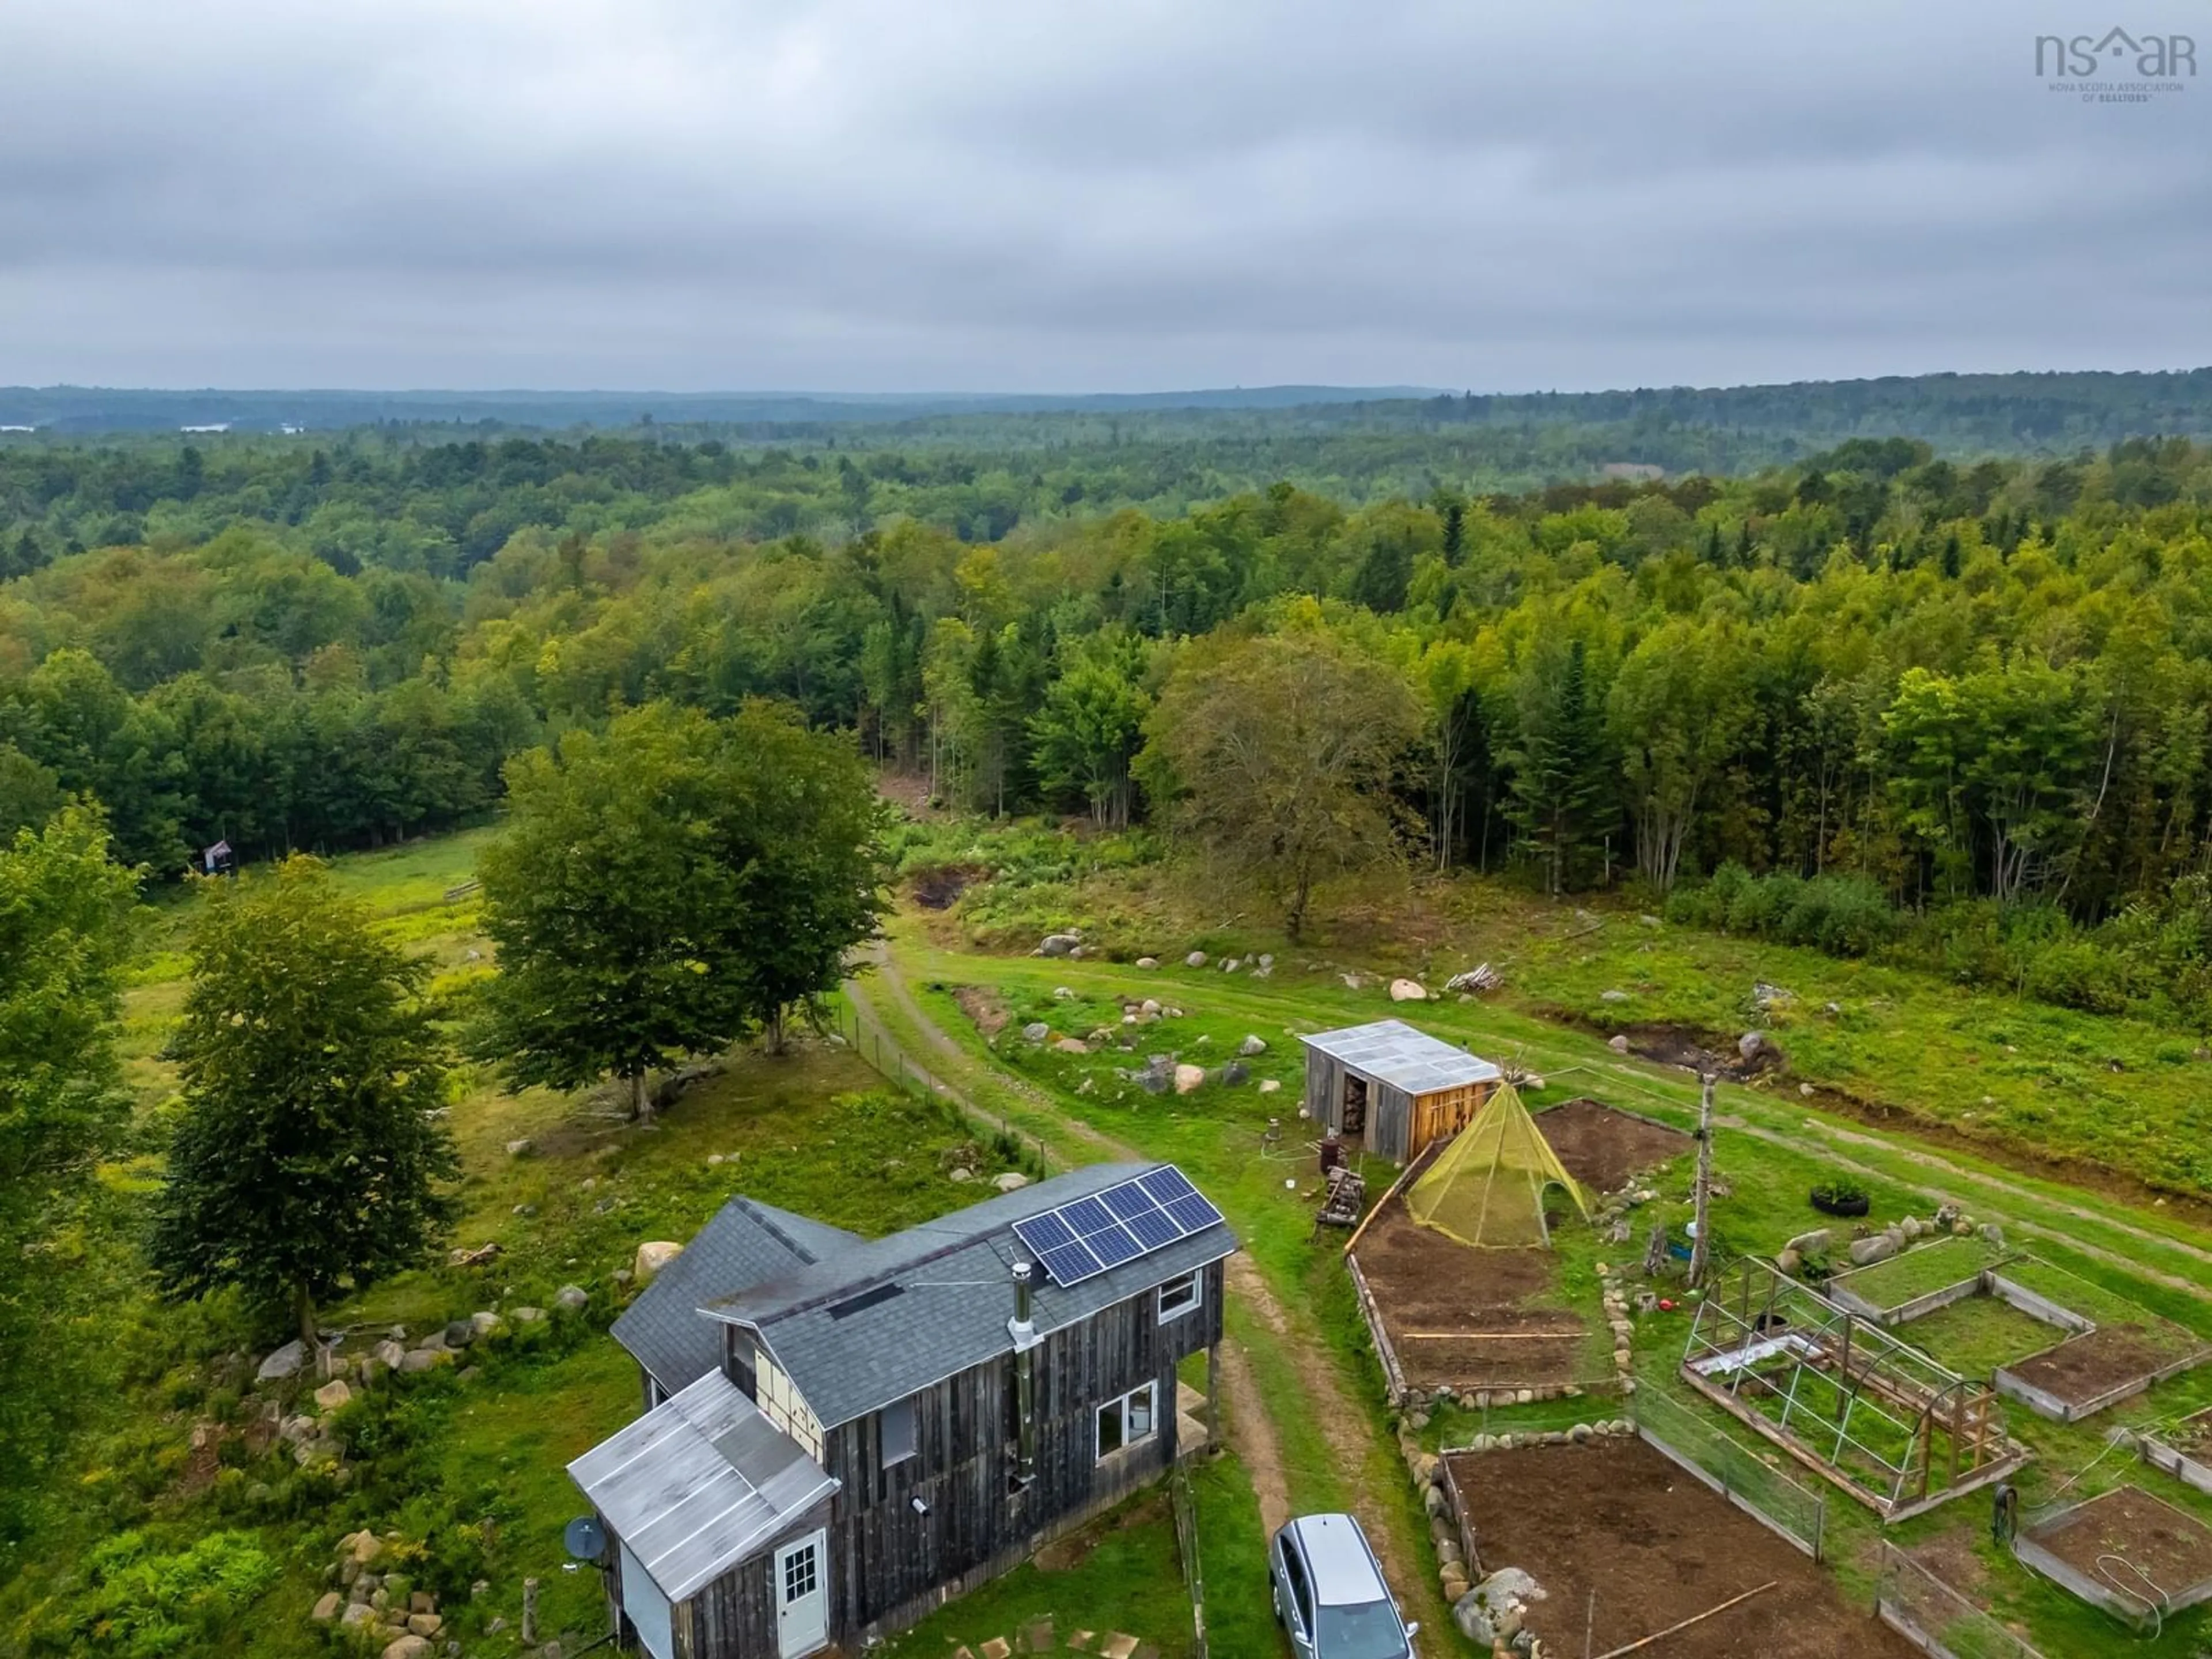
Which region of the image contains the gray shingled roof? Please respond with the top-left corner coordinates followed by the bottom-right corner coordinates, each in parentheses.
top-left (703, 1162), bottom-right (1236, 1430)
top-left (612, 1198), bottom-right (863, 1394)
top-left (1299, 1019), bottom-right (1501, 1094)
top-left (569, 1370), bottom-right (835, 1601)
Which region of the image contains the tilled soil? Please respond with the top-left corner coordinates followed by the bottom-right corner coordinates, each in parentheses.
top-left (2026, 1486), bottom-right (2212, 1603)
top-left (1534, 1096), bottom-right (1693, 1194)
top-left (2001, 1323), bottom-right (2197, 1408)
top-left (1351, 1200), bottom-right (1586, 1390)
top-left (1445, 1440), bottom-right (1921, 1659)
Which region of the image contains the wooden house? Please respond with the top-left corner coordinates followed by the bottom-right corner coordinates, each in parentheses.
top-left (572, 1162), bottom-right (1235, 1659)
top-left (1299, 1018), bottom-right (1501, 1164)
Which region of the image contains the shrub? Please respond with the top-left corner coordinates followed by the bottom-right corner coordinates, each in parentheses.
top-left (47, 1530), bottom-right (280, 1657)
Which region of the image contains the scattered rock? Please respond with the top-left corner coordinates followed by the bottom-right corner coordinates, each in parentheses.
top-left (1134, 957), bottom-right (1158, 969)
top-left (1388, 978), bottom-right (1426, 1002)
top-left (1173, 1063), bottom-right (1207, 1096)
top-left (1979, 1222), bottom-right (2006, 1249)
top-left (343, 1603), bottom-right (381, 1629)
top-left (949, 1167), bottom-right (975, 1183)
top-left (1218, 1060), bottom-right (1249, 1086)
top-left (1258, 1078), bottom-right (1281, 1094)
top-left (1222, 957), bottom-right (1240, 973)
top-left (399, 1349), bottom-right (450, 1374)
top-left (408, 1593), bottom-right (437, 1615)
top-left (1037, 933), bottom-right (1082, 957)
top-left (1775, 1248), bottom-right (1802, 1277)
top-left (381, 1637), bottom-right (432, 1659)
top-left (1752, 981), bottom-right (1795, 1010)
top-left (257, 1340), bottom-right (308, 1382)
top-left (1784, 1228), bottom-right (1831, 1257)
top-left (1021, 1022), bottom-right (1051, 1043)
top-left (1185, 951), bottom-right (1207, 968)
top-left (1340, 972), bottom-right (1365, 991)
top-left (1847, 1233), bottom-right (1900, 1267)
top-left (1052, 1037), bottom-right (1090, 1056)
top-left (408, 1613), bottom-right (444, 1637)
top-left (1238, 1034), bottom-right (1267, 1057)
top-left (313, 1592), bottom-right (344, 1622)
top-left (1608, 1035), bottom-right (1631, 1054)
top-left (555, 1285), bottom-right (589, 1312)
top-left (1453, 1567), bottom-right (1546, 1647)
top-left (1141, 998), bottom-right (1162, 1016)
top-left (1052, 986), bottom-right (1075, 1000)
top-left (505, 1138), bottom-right (533, 1158)
top-left (511, 1306), bottom-right (544, 1323)
top-left (313, 1378), bottom-right (353, 1412)
top-left (1600, 989), bottom-right (1630, 1004)
top-left (1899, 1215), bottom-right (1925, 1241)
top-left (992, 1172), bottom-right (1031, 1193)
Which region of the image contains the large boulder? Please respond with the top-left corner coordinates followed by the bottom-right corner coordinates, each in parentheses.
top-left (1847, 1232), bottom-right (1900, 1267)
top-left (1238, 1034), bottom-right (1268, 1057)
top-left (399, 1349), bottom-right (451, 1374)
top-left (381, 1637), bottom-right (432, 1659)
top-left (1453, 1567), bottom-right (1546, 1647)
top-left (1185, 951), bottom-right (1208, 968)
top-left (1037, 933), bottom-right (1082, 957)
top-left (312, 1592), bottom-right (344, 1622)
top-left (313, 1378), bottom-right (353, 1412)
top-left (992, 1172), bottom-right (1031, 1194)
top-left (1389, 978), bottom-right (1427, 1002)
top-left (1739, 1030), bottom-right (1779, 1065)
top-left (442, 1319), bottom-right (476, 1349)
top-left (1021, 1022), bottom-right (1051, 1043)
top-left (1173, 1063), bottom-right (1207, 1095)
top-left (634, 1241), bottom-right (683, 1283)
top-left (256, 1340), bottom-right (308, 1383)
top-left (1784, 1228), bottom-right (1832, 1257)
top-left (1134, 957), bottom-right (1158, 969)
top-left (554, 1284), bottom-right (589, 1312)
top-left (372, 1339), bottom-right (406, 1370)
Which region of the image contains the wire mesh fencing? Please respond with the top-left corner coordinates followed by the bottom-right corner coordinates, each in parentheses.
top-left (1633, 1385), bottom-right (1827, 1562)
top-left (1875, 1542), bottom-right (2049, 1659)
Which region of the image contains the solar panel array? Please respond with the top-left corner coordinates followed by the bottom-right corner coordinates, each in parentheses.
top-left (1012, 1166), bottom-right (1224, 1287)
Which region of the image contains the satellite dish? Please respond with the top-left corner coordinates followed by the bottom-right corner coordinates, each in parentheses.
top-left (563, 1516), bottom-right (609, 1561)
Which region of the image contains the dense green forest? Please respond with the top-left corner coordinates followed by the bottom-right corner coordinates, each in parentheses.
top-left (9, 421), bottom-right (2212, 1020)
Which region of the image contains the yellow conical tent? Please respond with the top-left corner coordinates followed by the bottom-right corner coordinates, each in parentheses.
top-left (1404, 1084), bottom-right (1590, 1248)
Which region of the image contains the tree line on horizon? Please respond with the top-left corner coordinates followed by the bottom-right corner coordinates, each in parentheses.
top-left (7, 428), bottom-right (2212, 1013)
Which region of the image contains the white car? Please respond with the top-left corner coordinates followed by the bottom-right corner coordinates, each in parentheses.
top-left (1269, 1513), bottom-right (1419, 1658)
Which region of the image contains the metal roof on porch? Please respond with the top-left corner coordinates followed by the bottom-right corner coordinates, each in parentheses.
top-left (569, 1371), bottom-right (835, 1601)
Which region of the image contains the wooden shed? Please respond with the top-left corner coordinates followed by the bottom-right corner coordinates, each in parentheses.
top-left (1300, 1018), bottom-right (1501, 1164)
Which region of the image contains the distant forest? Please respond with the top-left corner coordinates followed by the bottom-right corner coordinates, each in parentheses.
top-left (9, 399), bottom-right (2212, 1019)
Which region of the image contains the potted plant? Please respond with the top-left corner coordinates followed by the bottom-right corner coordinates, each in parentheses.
top-left (1809, 1177), bottom-right (1870, 1218)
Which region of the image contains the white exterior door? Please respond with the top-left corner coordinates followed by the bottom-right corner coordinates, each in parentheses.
top-left (620, 1544), bottom-right (675, 1659)
top-left (774, 1529), bottom-right (828, 1657)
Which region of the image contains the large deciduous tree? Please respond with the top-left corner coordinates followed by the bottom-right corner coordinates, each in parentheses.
top-left (1139, 624), bottom-right (1422, 940)
top-left (149, 857), bottom-right (457, 1344)
top-left (474, 700), bottom-right (888, 1108)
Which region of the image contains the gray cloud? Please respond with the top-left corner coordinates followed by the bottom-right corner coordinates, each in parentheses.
top-left (0, 0), bottom-right (2204, 391)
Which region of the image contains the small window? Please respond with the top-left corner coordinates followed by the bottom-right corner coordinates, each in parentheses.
top-left (1157, 1271), bottom-right (1201, 1323)
top-left (881, 1396), bottom-right (918, 1465)
top-left (1095, 1381), bottom-right (1158, 1460)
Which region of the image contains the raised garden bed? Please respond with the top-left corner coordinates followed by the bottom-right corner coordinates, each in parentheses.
top-left (2140, 1407), bottom-right (2212, 1499)
top-left (1996, 1324), bottom-right (2211, 1424)
top-left (2014, 1485), bottom-right (2212, 1629)
top-left (1824, 1238), bottom-right (2002, 1325)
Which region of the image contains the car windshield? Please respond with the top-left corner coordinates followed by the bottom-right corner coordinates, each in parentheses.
top-left (1314, 1599), bottom-right (1409, 1659)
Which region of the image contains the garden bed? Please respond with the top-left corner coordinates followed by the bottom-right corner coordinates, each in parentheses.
top-left (2140, 1407), bottom-right (2212, 1500)
top-left (2014, 1485), bottom-right (2212, 1628)
top-left (1347, 1190), bottom-right (1589, 1401)
top-left (1530, 1097), bottom-right (1691, 1193)
top-left (1995, 1324), bottom-right (2211, 1423)
top-left (1442, 1438), bottom-right (1918, 1658)
top-left (1824, 1238), bottom-right (1999, 1324)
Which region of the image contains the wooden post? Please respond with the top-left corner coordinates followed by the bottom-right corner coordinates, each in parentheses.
top-left (522, 1577), bottom-right (540, 1644)
top-left (1687, 1075), bottom-right (1715, 1290)
top-left (1207, 1344), bottom-right (1222, 1451)
top-left (1837, 1313), bottom-right (1853, 1423)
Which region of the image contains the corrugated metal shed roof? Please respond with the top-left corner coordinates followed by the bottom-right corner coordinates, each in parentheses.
top-left (703, 1162), bottom-right (1236, 1430)
top-left (1298, 1019), bottom-right (1501, 1094)
top-left (611, 1198), bottom-right (863, 1395)
top-left (569, 1372), bottom-right (835, 1602)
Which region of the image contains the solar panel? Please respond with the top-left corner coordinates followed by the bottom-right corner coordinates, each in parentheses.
top-left (1012, 1165), bottom-right (1226, 1286)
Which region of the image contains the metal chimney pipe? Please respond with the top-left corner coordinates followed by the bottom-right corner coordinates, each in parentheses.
top-left (1010, 1262), bottom-right (1038, 1486)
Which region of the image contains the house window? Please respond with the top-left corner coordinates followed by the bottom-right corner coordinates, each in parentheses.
top-left (1095, 1381), bottom-right (1157, 1460)
top-left (1157, 1271), bottom-right (1201, 1323)
top-left (881, 1396), bottom-right (918, 1465)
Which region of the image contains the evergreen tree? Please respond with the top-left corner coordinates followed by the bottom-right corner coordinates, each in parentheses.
top-left (1503, 639), bottom-right (1613, 895)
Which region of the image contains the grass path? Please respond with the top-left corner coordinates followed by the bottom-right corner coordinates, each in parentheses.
top-left (846, 934), bottom-right (1462, 1650)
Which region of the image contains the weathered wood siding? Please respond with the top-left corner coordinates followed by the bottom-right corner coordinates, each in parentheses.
top-left (1304, 1050), bottom-right (1449, 1163)
top-left (678, 1498), bottom-right (833, 1659)
top-left (815, 1259), bottom-right (1227, 1649)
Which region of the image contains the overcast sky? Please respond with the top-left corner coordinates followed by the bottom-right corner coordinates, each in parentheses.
top-left (1, 1), bottom-right (2205, 392)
